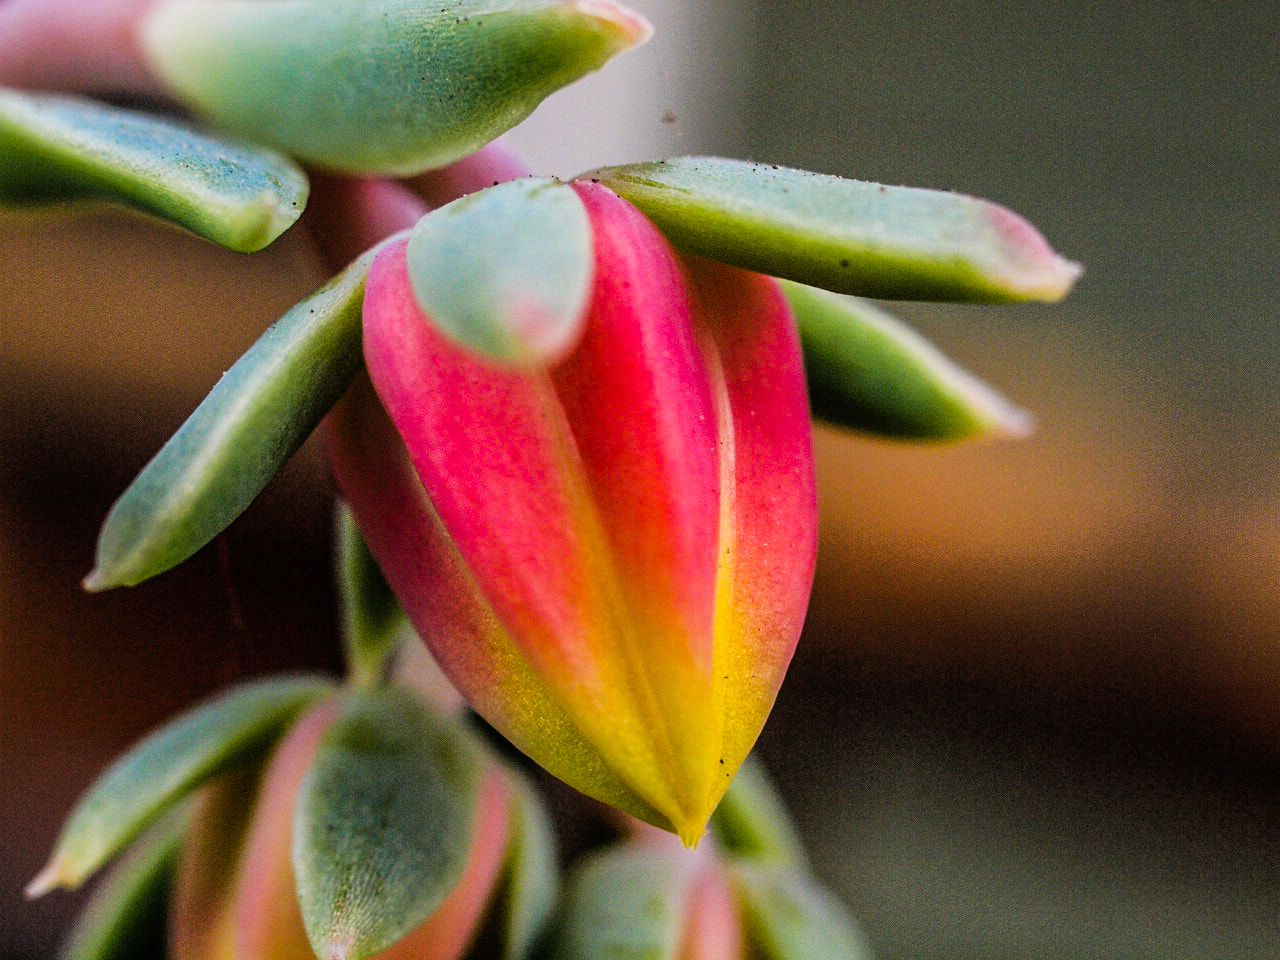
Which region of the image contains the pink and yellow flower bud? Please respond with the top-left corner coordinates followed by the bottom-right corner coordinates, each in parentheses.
top-left (327, 182), bottom-right (818, 843)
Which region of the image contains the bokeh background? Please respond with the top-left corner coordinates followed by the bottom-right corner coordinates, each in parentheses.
top-left (2, 0), bottom-right (1278, 957)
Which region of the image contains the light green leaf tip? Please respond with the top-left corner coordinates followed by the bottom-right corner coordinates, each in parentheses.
top-left (336, 503), bottom-right (409, 689)
top-left (732, 862), bottom-right (876, 960)
top-left (293, 686), bottom-right (484, 960)
top-left (406, 177), bottom-right (594, 365)
top-left (85, 247), bottom-right (378, 591)
top-left (587, 157), bottom-right (1082, 303)
top-left (141, 0), bottom-right (652, 175)
top-left (57, 814), bottom-right (185, 960)
top-left (783, 281), bottom-right (1033, 441)
top-left (27, 676), bottom-right (332, 897)
top-left (0, 87), bottom-right (307, 252)
top-left (709, 756), bottom-right (808, 869)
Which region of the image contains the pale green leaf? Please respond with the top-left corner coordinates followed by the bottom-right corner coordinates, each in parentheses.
top-left (709, 756), bottom-right (807, 868)
top-left (141, 0), bottom-right (651, 175)
top-left (783, 281), bottom-right (1032, 440)
top-left (587, 157), bottom-right (1081, 303)
top-left (85, 248), bottom-right (377, 591)
top-left (732, 862), bottom-right (876, 960)
top-left (492, 774), bottom-right (558, 960)
top-left (0, 87), bottom-right (306, 252)
top-left (57, 813), bottom-right (185, 960)
top-left (294, 687), bottom-right (484, 960)
top-left (29, 676), bottom-right (331, 895)
top-left (406, 177), bottom-right (594, 365)
top-left (336, 503), bottom-right (408, 688)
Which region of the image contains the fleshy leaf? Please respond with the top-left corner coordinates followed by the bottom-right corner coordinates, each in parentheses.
top-left (141, 0), bottom-right (651, 175)
top-left (586, 157), bottom-right (1081, 302)
top-left (58, 814), bottom-right (184, 960)
top-left (293, 686), bottom-right (484, 960)
top-left (0, 87), bottom-right (306, 252)
top-left (336, 503), bottom-right (408, 687)
top-left (491, 774), bottom-right (558, 960)
top-left (708, 756), bottom-right (807, 868)
top-left (28, 676), bottom-right (332, 895)
top-left (406, 177), bottom-right (594, 365)
top-left (783, 280), bottom-right (1033, 440)
top-left (85, 247), bottom-right (378, 591)
top-left (731, 863), bottom-right (875, 960)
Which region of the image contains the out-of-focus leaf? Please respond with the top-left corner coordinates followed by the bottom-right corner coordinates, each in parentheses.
top-left (293, 686), bottom-right (484, 960)
top-left (58, 813), bottom-right (185, 960)
top-left (141, 0), bottom-right (651, 175)
top-left (783, 281), bottom-right (1032, 440)
top-left (709, 756), bottom-right (807, 868)
top-left (548, 843), bottom-right (693, 960)
top-left (492, 774), bottom-right (558, 960)
top-left (587, 157), bottom-right (1081, 303)
top-left (732, 862), bottom-right (875, 960)
top-left (28, 676), bottom-right (331, 895)
top-left (336, 503), bottom-right (408, 687)
top-left (406, 177), bottom-right (594, 365)
top-left (85, 248), bottom-right (377, 591)
top-left (0, 87), bottom-right (306, 251)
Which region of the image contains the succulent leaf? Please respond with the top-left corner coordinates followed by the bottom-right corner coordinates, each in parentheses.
top-left (587, 157), bottom-right (1081, 303)
top-left (57, 814), bottom-right (184, 960)
top-left (406, 177), bottom-right (595, 365)
top-left (141, 0), bottom-right (651, 175)
top-left (0, 87), bottom-right (306, 252)
top-left (491, 775), bottom-right (559, 960)
top-left (85, 247), bottom-right (377, 591)
top-left (336, 503), bottom-right (408, 688)
top-left (293, 686), bottom-right (485, 960)
top-left (731, 862), bottom-right (875, 960)
top-left (28, 676), bottom-right (332, 896)
top-left (708, 756), bottom-right (807, 868)
top-left (783, 281), bottom-right (1032, 440)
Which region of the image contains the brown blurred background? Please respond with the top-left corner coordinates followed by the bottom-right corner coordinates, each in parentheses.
top-left (3, 0), bottom-right (1278, 957)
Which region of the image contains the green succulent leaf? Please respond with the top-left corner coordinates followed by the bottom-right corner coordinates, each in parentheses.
top-left (28, 676), bottom-right (332, 895)
top-left (294, 686), bottom-right (484, 960)
top-left (492, 774), bottom-right (559, 960)
top-left (141, 0), bottom-right (651, 175)
top-left (732, 862), bottom-right (876, 960)
top-left (57, 814), bottom-right (185, 960)
top-left (783, 281), bottom-right (1032, 440)
top-left (336, 503), bottom-right (408, 688)
top-left (587, 157), bottom-right (1081, 303)
top-left (85, 247), bottom-right (378, 591)
top-left (549, 843), bottom-right (694, 960)
top-left (709, 756), bottom-right (807, 868)
top-left (406, 177), bottom-right (594, 365)
top-left (0, 87), bottom-right (306, 252)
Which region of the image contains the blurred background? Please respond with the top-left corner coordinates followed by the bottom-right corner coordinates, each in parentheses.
top-left (2, 0), bottom-right (1277, 957)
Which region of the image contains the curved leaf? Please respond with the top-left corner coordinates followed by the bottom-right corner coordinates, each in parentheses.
top-left (492, 774), bottom-right (558, 960)
top-left (336, 503), bottom-right (408, 687)
top-left (587, 157), bottom-right (1081, 303)
top-left (85, 248), bottom-right (378, 591)
top-left (141, 0), bottom-right (651, 175)
top-left (58, 813), bottom-right (185, 960)
top-left (709, 756), bottom-right (807, 868)
top-left (406, 177), bottom-right (594, 365)
top-left (783, 281), bottom-right (1032, 440)
top-left (293, 686), bottom-right (484, 960)
top-left (28, 676), bottom-right (332, 895)
top-left (0, 87), bottom-right (306, 252)
top-left (731, 862), bottom-right (875, 960)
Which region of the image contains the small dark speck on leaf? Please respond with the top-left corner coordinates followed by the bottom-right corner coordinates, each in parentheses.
top-left (840, 259), bottom-right (850, 268)
top-left (661, 108), bottom-right (678, 124)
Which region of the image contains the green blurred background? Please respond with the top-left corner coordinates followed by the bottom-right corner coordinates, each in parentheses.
top-left (2, 0), bottom-right (1277, 957)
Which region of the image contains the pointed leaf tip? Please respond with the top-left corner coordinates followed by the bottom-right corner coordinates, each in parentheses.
top-left (24, 857), bottom-right (69, 899)
top-left (571, 0), bottom-right (652, 49)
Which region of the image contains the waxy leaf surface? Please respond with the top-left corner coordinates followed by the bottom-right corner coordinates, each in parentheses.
top-left (86, 249), bottom-right (376, 590)
top-left (293, 687), bottom-right (484, 960)
top-left (407, 177), bottom-right (594, 365)
top-left (588, 157), bottom-right (1081, 303)
top-left (732, 863), bottom-right (874, 960)
top-left (58, 816), bottom-right (184, 960)
top-left (142, 0), bottom-right (651, 175)
top-left (0, 87), bottom-right (306, 251)
top-left (29, 676), bottom-right (331, 894)
top-left (783, 281), bottom-right (1032, 440)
